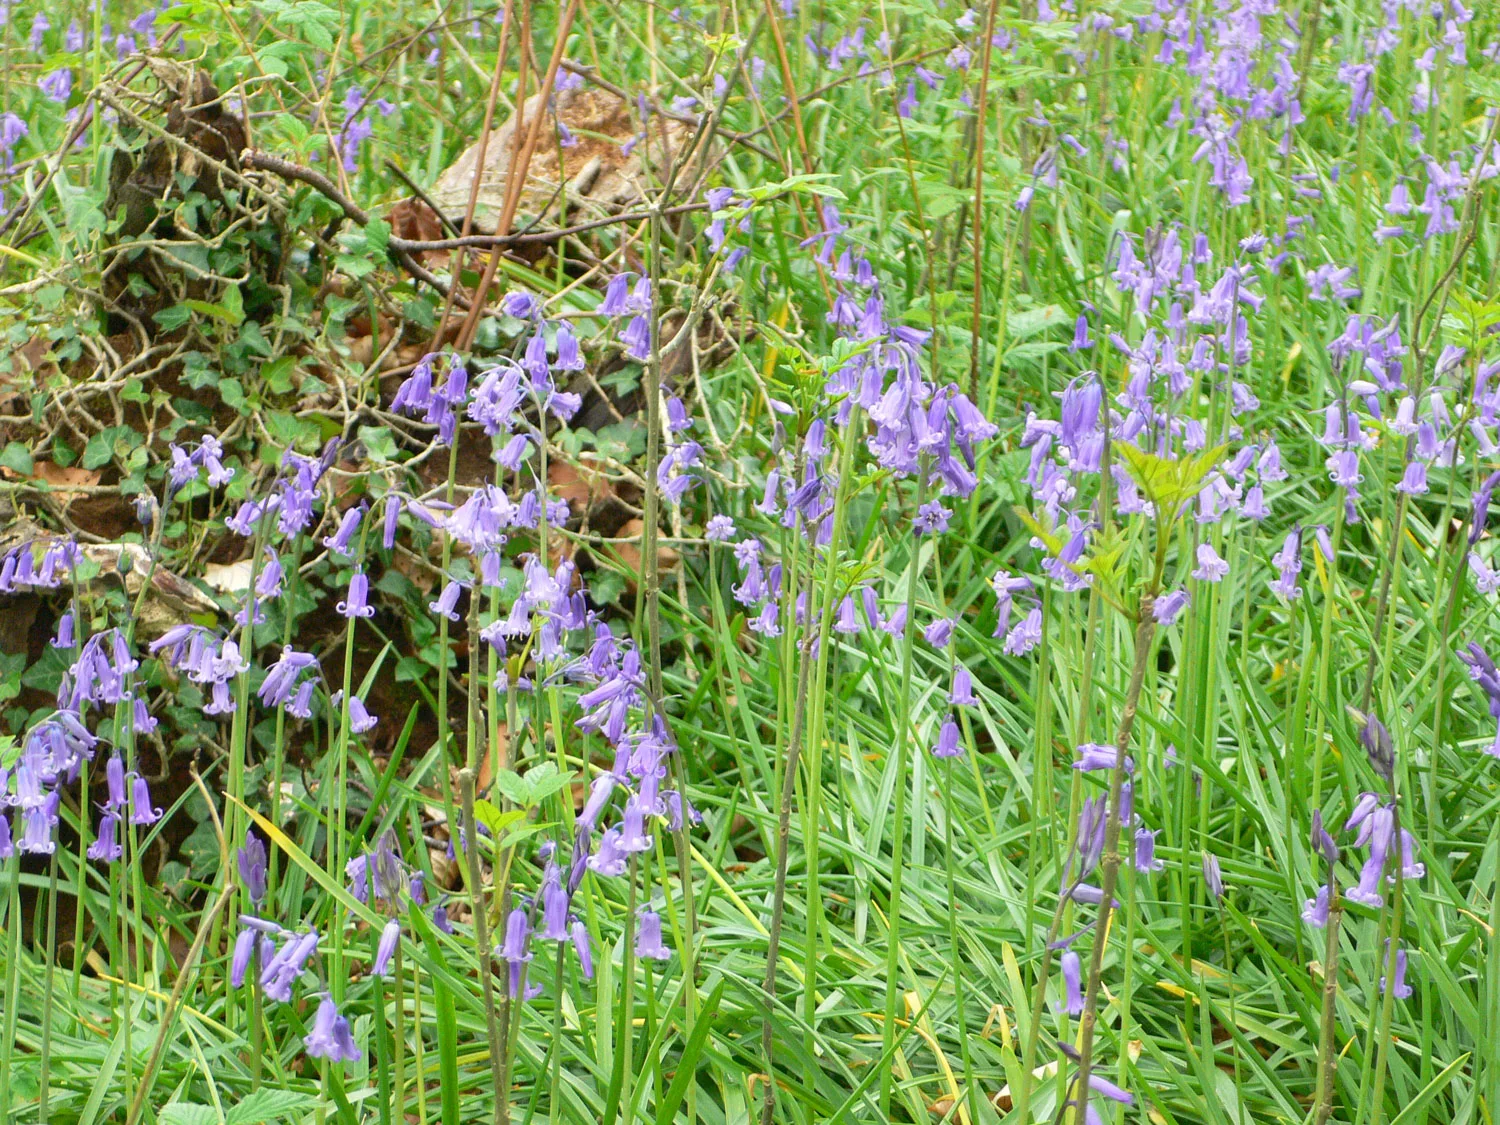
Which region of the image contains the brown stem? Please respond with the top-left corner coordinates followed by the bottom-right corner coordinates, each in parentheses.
top-left (1313, 873), bottom-right (1344, 1125)
top-left (968, 0), bottom-right (1002, 401)
top-left (430, 0), bottom-right (517, 347)
top-left (456, 0), bottom-right (584, 353)
top-left (1071, 605), bottom-right (1157, 1125)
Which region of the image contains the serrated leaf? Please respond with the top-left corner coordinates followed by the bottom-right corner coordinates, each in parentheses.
top-left (522, 762), bottom-right (575, 803)
top-left (335, 253), bottom-right (377, 279)
top-left (1013, 506), bottom-right (1063, 555)
top-left (224, 1089), bottom-right (319, 1125)
top-left (1118, 442), bottom-right (1227, 516)
top-left (364, 218), bottom-right (391, 253)
top-left (472, 798), bottom-right (526, 837)
top-left (159, 1105), bottom-right (221, 1125)
top-left (491, 769), bottom-right (532, 807)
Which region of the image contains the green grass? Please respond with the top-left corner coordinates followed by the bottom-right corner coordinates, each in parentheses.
top-left (2, 0), bottom-right (1500, 1123)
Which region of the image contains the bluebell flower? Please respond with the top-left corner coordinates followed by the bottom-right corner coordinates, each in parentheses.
top-left (1060, 949), bottom-right (1083, 1014)
top-left (590, 818), bottom-right (634, 874)
top-left (1074, 744), bottom-right (1131, 773)
top-left (571, 919), bottom-right (594, 978)
top-left (1153, 589), bottom-right (1190, 625)
top-left (635, 907), bottom-right (672, 961)
top-left (1380, 942), bottom-right (1412, 999)
top-left (88, 810), bottom-right (122, 862)
top-left (913, 500), bottom-right (952, 535)
top-left (924, 618), bottom-right (954, 649)
top-left (337, 572), bottom-right (376, 619)
top-left (129, 776), bottom-right (161, 826)
top-left (392, 354), bottom-right (438, 415)
top-left (428, 580), bottom-right (464, 621)
top-left (322, 506), bottom-right (364, 555)
top-left (238, 831), bottom-right (268, 905)
top-left (1134, 828), bottom-right (1163, 872)
top-left (1202, 852), bottom-right (1225, 901)
top-left (932, 718), bottom-right (963, 758)
top-left (1192, 544), bottom-right (1228, 582)
top-left (541, 863), bottom-right (570, 941)
top-left (304, 995), bottom-right (362, 1062)
top-left (372, 918), bottom-right (401, 977)
top-left (600, 274), bottom-right (632, 316)
top-left (502, 290), bottom-right (540, 320)
top-left (230, 927), bottom-right (258, 987)
top-left (1302, 884), bottom-right (1331, 927)
top-left (261, 928), bottom-right (320, 1002)
top-left (499, 907), bottom-right (533, 997)
top-left (621, 315), bottom-right (651, 361)
top-left (259, 647), bottom-right (318, 708)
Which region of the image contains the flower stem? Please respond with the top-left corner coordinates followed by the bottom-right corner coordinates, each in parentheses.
top-left (878, 475), bottom-right (928, 1117)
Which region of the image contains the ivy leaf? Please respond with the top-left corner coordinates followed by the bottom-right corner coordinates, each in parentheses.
top-left (359, 425), bottom-right (399, 464)
top-left (0, 441), bottom-right (33, 475)
top-left (83, 425), bottom-right (143, 470)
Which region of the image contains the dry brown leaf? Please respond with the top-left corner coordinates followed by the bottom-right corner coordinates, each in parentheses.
top-left (548, 459), bottom-right (614, 511)
top-left (431, 86), bottom-right (708, 229)
top-left (474, 724), bottom-right (511, 792)
top-left (0, 461), bottom-right (102, 507)
top-left (611, 518), bottom-right (680, 594)
top-left (203, 559), bottom-right (255, 593)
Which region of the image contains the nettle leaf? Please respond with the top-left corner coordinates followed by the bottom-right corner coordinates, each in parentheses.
top-left (1076, 525), bottom-right (1128, 591)
top-left (159, 1105), bottom-right (221, 1125)
top-left (224, 1088), bottom-right (320, 1125)
top-left (741, 172), bottom-right (845, 203)
top-left (363, 218), bottom-right (391, 254)
top-left (1006, 304), bottom-right (1069, 340)
top-left (1446, 294), bottom-right (1500, 342)
top-left (181, 297), bottom-right (243, 326)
